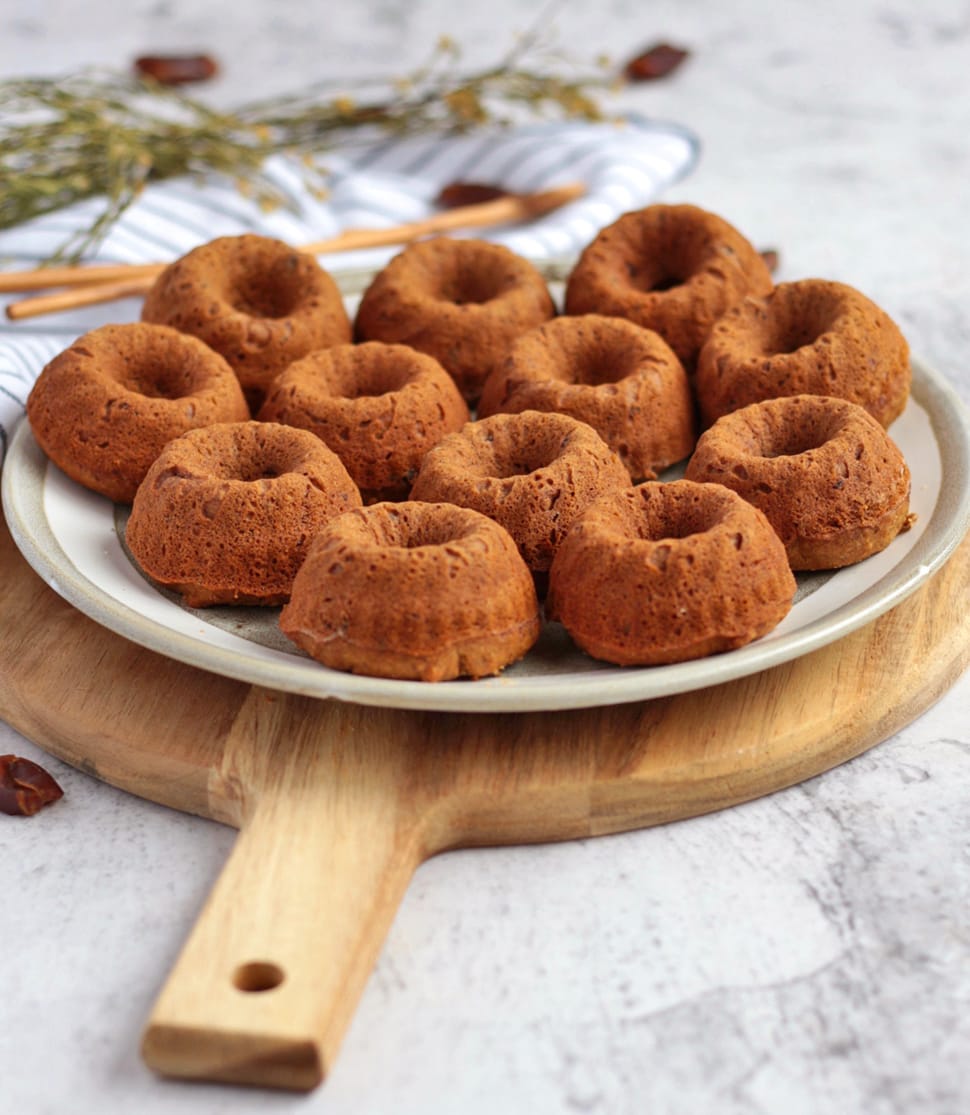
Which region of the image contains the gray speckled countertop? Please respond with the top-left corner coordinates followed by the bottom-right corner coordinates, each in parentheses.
top-left (2, 2), bottom-right (969, 1112)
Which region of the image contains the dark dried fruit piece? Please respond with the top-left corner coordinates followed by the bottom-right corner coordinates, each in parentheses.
top-left (624, 43), bottom-right (690, 82)
top-left (760, 248), bottom-right (780, 273)
top-left (0, 754), bottom-right (64, 817)
top-left (435, 182), bottom-right (511, 209)
top-left (134, 54), bottom-right (219, 86)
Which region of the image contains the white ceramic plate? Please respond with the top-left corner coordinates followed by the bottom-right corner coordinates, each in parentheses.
top-left (3, 358), bottom-right (969, 712)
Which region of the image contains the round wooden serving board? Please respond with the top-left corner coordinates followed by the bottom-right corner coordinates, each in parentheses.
top-left (2, 514), bottom-right (969, 1091)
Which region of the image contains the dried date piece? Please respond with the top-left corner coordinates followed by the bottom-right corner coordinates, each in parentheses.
top-left (760, 248), bottom-right (780, 273)
top-left (435, 182), bottom-right (511, 209)
top-left (624, 43), bottom-right (690, 82)
top-left (0, 754), bottom-right (64, 817)
top-left (134, 54), bottom-right (219, 86)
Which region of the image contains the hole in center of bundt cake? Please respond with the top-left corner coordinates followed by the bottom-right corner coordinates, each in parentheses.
top-left (227, 268), bottom-right (303, 319)
top-left (228, 444), bottom-right (290, 483)
top-left (481, 435), bottom-right (564, 479)
top-left (238, 463), bottom-right (284, 481)
top-left (638, 509), bottom-right (710, 541)
top-left (750, 419), bottom-right (836, 459)
top-left (371, 508), bottom-right (464, 551)
top-left (622, 219), bottom-right (724, 294)
top-left (388, 531), bottom-right (440, 550)
top-left (760, 302), bottom-right (834, 356)
top-left (649, 273), bottom-right (683, 292)
top-left (435, 263), bottom-right (510, 306)
top-left (632, 491), bottom-right (722, 543)
top-left (574, 341), bottom-right (642, 386)
top-left (339, 360), bottom-right (414, 399)
top-left (119, 356), bottom-right (195, 399)
top-left (765, 322), bottom-right (825, 356)
top-left (623, 260), bottom-right (687, 294)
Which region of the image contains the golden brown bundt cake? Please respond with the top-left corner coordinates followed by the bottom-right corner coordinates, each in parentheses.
top-left (685, 394), bottom-right (911, 570)
top-left (141, 234), bottom-right (351, 409)
top-left (26, 323), bottom-right (249, 503)
top-left (258, 341), bottom-right (470, 501)
top-left (564, 204), bottom-right (773, 369)
top-left (694, 279), bottom-right (911, 428)
top-left (477, 314), bottom-right (696, 480)
top-left (546, 479), bottom-right (796, 666)
top-left (409, 410), bottom-right (632, 572)
top-left (280, 501), bottom-right (541, 681)
top-left (353, 237), bottom-right (555, 402)
top-left (126, 421), bottom-right (361, 606)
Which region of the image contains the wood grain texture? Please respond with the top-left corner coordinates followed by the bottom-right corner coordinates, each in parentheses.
top-left (1, 516), bottom-right (968, 1089)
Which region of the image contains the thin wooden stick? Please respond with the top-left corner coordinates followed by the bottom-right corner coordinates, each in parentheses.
top-left (5, 278), bottom-right (160, 320)
top-left (2, 182), bottom-right (586, 321)
top-left (300, 182), bottom-right (586, 254)
top-left (0, 261), bottom-right (166, 294)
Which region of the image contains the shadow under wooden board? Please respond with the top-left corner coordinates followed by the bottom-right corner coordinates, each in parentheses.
top-left (1, 514), bottom-right (969, 1092)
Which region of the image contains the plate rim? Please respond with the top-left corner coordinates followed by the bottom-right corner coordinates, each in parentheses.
top-left (3, 356), bottom-right (970, 713)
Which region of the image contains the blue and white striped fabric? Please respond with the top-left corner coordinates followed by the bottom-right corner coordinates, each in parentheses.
top-left (0, 115), bottom-right (698, 466)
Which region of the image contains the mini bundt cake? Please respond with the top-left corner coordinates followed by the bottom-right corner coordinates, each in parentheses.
top-left (409, 410), bottom-right (632, 572)
top-left (26, 322), bottom-right (249, 503)
top-left (126, 421), bottom-right (361, 606)
top-left (685, 394), bottom-right (911, 570)
top-left (694, 279), bottom-right (911, 428)
top-left (546, 479), bottom-right (796, 666)
top-left (280, 501), bottom-right (541, 681)
top-left (354, 237), bottom-right (556, 402)
top-left (258, 341), bottom-right (470, 501)
top-left (477, 314), bottom-right (696, 480)
top-left (141, 234), bottom-right (352, 409)
top-left (564, 204), bottom-right (773, 369)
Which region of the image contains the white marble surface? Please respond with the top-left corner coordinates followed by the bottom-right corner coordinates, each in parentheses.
top-left (2, 1), bottom-right (970, 1112)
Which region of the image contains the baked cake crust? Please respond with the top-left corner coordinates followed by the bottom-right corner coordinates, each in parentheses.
top-left (686, 394), bottom-right (911, 569)
top-left (280, 501), bottom-right (541, 681)
top-left (126, 420), bottom-right (361, 606)
top-left (26, 322), bottom-right (249, 503)
top-left (478, 313), bottom-right (696, 480)
top-left (354, 237), bottom-right (555, 403)
top-left (410, 410), bottom-right (632, 572)
top-left (564, 204), bottom-right (773, 369)
top-left (546, 479), bottom-right (796, 665)
top-left (142, 234), bottom-right (351, 409)
top-left (259, 341), bottom-right (469, 500)
top-left (694, 279), bottom-right (911, 428)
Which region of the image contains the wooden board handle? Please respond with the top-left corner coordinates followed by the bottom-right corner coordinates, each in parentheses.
top-left (141, 693), bottom-right (424, 1091)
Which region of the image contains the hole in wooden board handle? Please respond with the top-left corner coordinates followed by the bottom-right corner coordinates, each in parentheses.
top-left (233, 961), bottom-right (286, 993)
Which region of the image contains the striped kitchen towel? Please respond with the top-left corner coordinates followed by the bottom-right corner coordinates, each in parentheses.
top-left (0, 114), bottom-right (698, 466)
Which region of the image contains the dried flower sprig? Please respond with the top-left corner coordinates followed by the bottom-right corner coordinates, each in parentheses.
top-left (0, 73), bottom-right (280, 263)
top-left (0, 35), bottom-right (610, 264)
